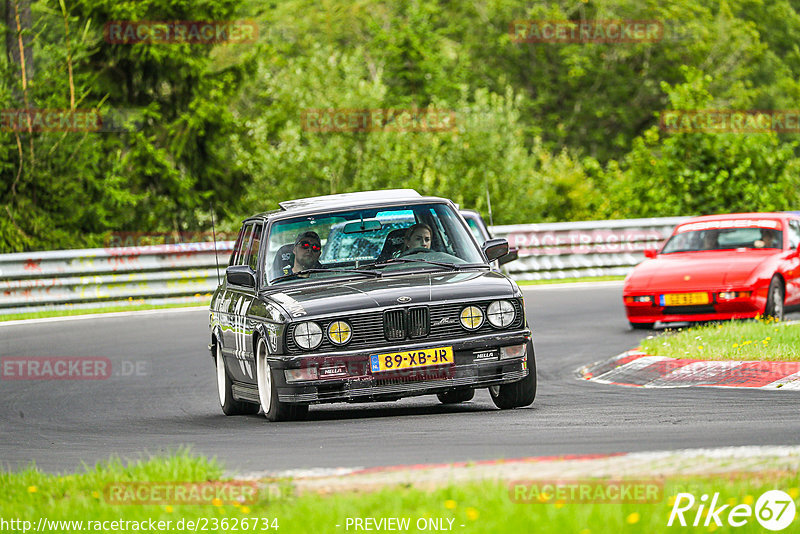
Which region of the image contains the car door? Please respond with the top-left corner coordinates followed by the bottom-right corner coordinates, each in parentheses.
top-left (221, 221), bottom-right (262, 382)
top-left (784, 219), bottom-right (800, 305)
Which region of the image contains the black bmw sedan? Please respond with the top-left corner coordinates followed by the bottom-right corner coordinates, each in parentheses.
top-left (210, 189), bottom-right (535, 421)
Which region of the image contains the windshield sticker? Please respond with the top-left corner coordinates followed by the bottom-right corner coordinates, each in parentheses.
top-left (676, 219), bottom-right (781, 233)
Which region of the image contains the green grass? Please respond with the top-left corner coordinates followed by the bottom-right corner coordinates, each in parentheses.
top-left (0, 301), bottom-right (209, 322)
top-left (515, 275), bottom-right (625, 286)
top-left (2, 452), bottom-right (798, 533)
top-left (639, 318), bottom-right (800, 361)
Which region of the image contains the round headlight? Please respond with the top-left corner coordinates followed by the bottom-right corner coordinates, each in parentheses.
top-left (293, 321), bottom-right (323, 350)
top-left (487, 300), bottom-right (515, 328)
top-left (460, 305), bottom-right (484, 330)
top-left (327, 320), bottom-right (352, 345)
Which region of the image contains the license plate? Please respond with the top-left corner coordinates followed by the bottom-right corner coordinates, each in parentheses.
top-left (661, 292), bottom-right (710, 306)
top-left (370, 346), bottom-right (453, 373)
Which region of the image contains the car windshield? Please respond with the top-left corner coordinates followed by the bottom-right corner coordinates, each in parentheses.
top-left (661, 227), bottom-right (783, 253)
top-left (264, 203), bottom-right (486, 284)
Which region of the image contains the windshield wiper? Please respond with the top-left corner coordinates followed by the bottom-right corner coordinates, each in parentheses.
top-left (365, 258), bottom-right (462, 271)
top-left (271, 268), bottom-right (381, 284)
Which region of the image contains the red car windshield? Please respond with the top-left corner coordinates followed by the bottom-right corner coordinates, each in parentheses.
top-left (661, 227), bottom-right (782, 253)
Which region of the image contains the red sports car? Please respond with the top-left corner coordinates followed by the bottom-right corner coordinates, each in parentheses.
top-left (623, 212), bottom-right (800, 329)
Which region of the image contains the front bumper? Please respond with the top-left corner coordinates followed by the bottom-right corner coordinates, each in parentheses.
top-left (270, 330), bottom-right (532, 404)
top-left (624, 287), bottom-right (768, 324)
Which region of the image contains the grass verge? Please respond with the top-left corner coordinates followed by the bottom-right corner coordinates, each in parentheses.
top-left (515, 275), bottom-right (625, 286)
top-left (0, 301), bottom-right (208, 322)
top-left (638, 317), bottom-right (800, 361)
top-left (2, 452), bottom-right (798, 533)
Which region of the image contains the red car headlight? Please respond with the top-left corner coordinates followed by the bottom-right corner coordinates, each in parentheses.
top-left (717, 291), bottom-right (751, 301)
top-left (624, 295), bottom-right (654, 304)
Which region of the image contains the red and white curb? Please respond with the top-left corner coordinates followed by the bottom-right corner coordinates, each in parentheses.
top-left (578, 350), bottom-right (800, 389)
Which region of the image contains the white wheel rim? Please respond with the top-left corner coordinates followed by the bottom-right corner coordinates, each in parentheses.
top-left (216, 343), bottom-right (226, 407)
top-left (257, 339), bottom-right (272, 414)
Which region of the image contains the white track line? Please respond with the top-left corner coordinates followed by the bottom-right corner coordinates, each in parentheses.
top-left (0, 306), bottom-right (208, 327)
top-left (520, 280), bottom-right (624, 291)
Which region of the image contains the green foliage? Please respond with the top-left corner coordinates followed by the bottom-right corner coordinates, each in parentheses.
top-left (1, 0), bottom-right (254, 252)
top-left (608, 69), bottom-right (800, 217)
top-left (4, 0), bottom-right (800, 252)
top-left (639, 318), bottom-right (800, 361)
top-left (1, 450), bottom-right (797, 534)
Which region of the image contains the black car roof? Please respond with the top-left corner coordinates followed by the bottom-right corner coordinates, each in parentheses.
top-left (242, 189), bottom-right (453, 223)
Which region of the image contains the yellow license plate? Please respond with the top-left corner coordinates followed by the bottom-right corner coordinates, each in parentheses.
top-left (370, 346), bottom-right (453, 373)
top-left (661, 292), bottom-right (710, 306)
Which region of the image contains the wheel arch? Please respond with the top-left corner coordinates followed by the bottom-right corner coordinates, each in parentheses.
top-left (252, 323), bottom-right (270, 357)
top-left (764, 272), bottom-right (786, 301)
top-left (210, 326), bottom-right (223, 362)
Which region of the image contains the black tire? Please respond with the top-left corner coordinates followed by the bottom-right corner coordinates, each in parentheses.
top-left (489, 341), bottom-right (537, 409)
top-left (215, 342), bottom-right (259, 416)
top-left (630, 322), bottom-right (655, 330)
top-left (436, 388), bottom-right (475, 404)
top-left (256, 338), bottom-right (308, 422)
top-left (764, 276), bottom-right (785, 321)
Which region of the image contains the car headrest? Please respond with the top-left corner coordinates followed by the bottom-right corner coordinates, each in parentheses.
top-left (271, 243), bottom-right (295, 280)
top-left (376, 228), bottom-right (408, 263)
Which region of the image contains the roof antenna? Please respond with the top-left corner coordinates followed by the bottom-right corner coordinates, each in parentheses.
top-left (210, 203), bottom-right (221, 285)
top-left (485, 184), bottom-right (494, 227)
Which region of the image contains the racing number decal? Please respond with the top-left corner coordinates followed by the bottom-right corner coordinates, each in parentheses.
top-left (233, 296), bottom-right (254, 379)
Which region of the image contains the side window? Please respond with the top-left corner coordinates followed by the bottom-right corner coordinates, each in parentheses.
top-left (465, 218), bottom-right (484, 244)
top-left (233, 223), bottom-right (255, 266)
top-left (230, 226), bottom-right (246, 266)
top-left (789, 221), bottom-right (800, 249)
top-left (244, 223), bottom-right (263, 270)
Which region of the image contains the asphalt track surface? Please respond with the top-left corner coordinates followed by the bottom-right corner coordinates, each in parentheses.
top-left (1, 282), bottom-right (798, 474)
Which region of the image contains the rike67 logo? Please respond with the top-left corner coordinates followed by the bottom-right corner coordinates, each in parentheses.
top-left (668, 490), bottom-right (796, 531)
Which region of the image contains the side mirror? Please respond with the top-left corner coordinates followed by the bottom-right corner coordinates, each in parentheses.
top-left (226, 265), bottom-right (256, 288)
top-left (482, 238), bottom-right (509, 262)
top-left (498, 248), bottom-right (519, 266)
top-left (643, 249), bottom-right (658, 259)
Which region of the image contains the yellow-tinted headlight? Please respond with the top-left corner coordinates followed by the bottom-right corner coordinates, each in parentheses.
top-left (460, 305), bottom-right (484, 330)
top-left (327, 320), bottom-right (352, 345)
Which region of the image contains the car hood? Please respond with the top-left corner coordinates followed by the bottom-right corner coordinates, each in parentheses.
top-left (626, 251), bottom-right (774, 290)
top-left (262, 270), bottom-right (517, 318)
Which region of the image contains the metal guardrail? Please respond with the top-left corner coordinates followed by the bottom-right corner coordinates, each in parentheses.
top-left (0, 242), bottom-right (234, 314)
top-left (0, 216), bottom-right (689, 314)
top-left (490, 216), bottom-right (688, 280)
